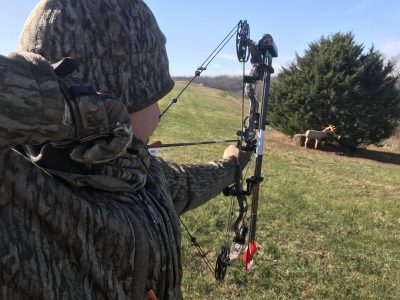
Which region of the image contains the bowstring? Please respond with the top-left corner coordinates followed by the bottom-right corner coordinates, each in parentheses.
top-left (164, 20), bottom-right (252, 280)
top-left (179, 217), bottom-right (215, 275)
top-left (159, 21), bottom-right (241, 119)
top-left (218, 55), bottom-right (251, 272)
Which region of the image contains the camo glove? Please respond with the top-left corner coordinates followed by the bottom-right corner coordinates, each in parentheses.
top-left (67, 97), bottom-right (133, 164)
top-left (53, 58), bottom-right (133, 164)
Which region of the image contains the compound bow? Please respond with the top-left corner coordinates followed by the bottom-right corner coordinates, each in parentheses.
top-left (155, 20), bottom-right (278, 281)
top-left (215, 20), bottom-right (278, 280)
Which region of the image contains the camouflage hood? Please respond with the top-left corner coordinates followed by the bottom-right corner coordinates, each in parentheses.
top-left (18, 0), bottom-right (174, 113)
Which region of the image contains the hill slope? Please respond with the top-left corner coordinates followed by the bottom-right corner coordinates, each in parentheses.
top-left (153, 82), bottom-right (400, 299)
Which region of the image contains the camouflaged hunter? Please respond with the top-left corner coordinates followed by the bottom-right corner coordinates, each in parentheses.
top-left (0, 0), bottom-right (240, 299)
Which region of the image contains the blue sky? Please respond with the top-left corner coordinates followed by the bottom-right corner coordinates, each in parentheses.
top-left (1, 0), bottom-right (400, 76)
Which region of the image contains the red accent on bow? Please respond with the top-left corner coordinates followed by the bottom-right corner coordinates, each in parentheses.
top-left (243, 241), bottom-right (257, 270)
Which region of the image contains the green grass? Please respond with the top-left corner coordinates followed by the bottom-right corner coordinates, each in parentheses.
top-left (153, 82), bottom-right (400, 299)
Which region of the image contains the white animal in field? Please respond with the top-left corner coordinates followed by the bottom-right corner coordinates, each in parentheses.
top-left (304, 125), bottom-right (336, 149)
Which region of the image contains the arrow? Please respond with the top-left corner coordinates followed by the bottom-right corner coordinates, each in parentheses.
top-left (148, 139), bottom-right (238, 149)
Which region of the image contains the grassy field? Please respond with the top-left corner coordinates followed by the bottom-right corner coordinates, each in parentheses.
top-left (153, 82), bottom-right (400, 299)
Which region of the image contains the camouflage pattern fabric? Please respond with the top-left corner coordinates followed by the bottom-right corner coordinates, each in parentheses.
top-left (0, 52), bottom-right (74, 147)
top-left (0, 53), bottom-right (238, 299)
top-left (18, 0), bottom-right (174, 113)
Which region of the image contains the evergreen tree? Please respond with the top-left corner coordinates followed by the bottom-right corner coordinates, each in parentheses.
top-left (269, 32), bottom-right (400, 146)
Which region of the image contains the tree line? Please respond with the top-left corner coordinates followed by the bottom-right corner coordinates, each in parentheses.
top-left (174, 32), bottom-right (400, 146)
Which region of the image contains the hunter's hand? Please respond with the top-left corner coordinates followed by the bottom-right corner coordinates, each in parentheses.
top-left (46, 57), bottom-right (133, 164)
top-left (223, 145), bottom-right (252, 169)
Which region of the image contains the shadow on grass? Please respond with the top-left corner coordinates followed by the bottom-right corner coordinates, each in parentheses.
top-left (319, 144), bottom-right (400, 165)
top-left (355, 148), bottom-right (400, 165)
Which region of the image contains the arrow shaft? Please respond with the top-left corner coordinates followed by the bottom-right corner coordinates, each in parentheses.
top-left (148, 139), bottom-right (238, 148)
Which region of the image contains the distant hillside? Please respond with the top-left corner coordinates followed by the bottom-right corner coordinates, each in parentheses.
top-left (172, 75), bottom-right (278, 100)
top-left (172, 75), bottom-right (243, 96)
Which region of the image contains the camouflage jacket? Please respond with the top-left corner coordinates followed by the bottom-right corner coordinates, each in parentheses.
top-left (0, 53), bottom-right (237, 299)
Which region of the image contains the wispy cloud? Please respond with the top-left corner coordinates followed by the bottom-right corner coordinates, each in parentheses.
top-left (346, 0), bottom-right (371, 14)
top-left (380, 39), bottom-right (400, 55)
